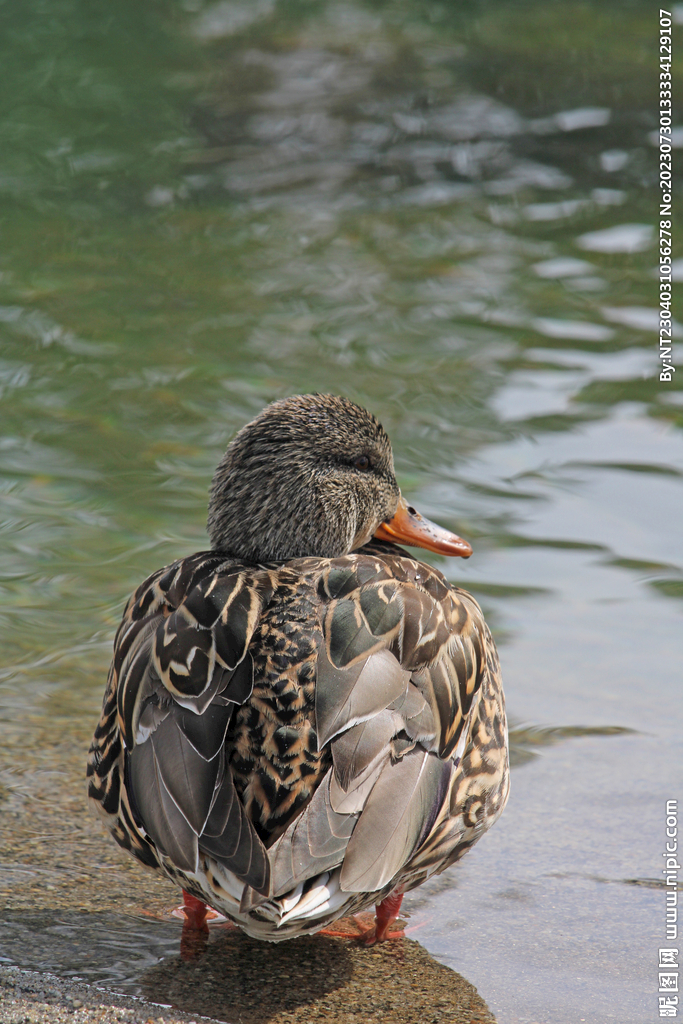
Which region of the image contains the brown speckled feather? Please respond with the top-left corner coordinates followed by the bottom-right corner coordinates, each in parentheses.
top-left (88, 538), bottom-right (509, 939)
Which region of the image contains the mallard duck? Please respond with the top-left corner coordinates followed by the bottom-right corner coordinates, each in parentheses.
top-left (87, 394), bottom-right (509, 944)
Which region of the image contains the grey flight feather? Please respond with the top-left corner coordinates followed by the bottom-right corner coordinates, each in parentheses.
top-left (330, 713), bottom-right (397, 792)
top-left (339, 747), bottom-right (453, 893)
top-left (143, 711), bottom-right (226, 835)
top-left (128, 736), bottom-right (199, 873)
top-left (315, 647), bottom-right (409, 748)
top-left (199, 766), bottom-right (270, 895)
top-left (264, 769), bottom-right (358, 900)
top-left (388, 683), bottom-right (437, 748)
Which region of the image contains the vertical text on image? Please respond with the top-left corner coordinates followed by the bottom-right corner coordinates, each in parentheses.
top-left (659, 799), bottom-right (679, 1017)
top-left (659, 12), bottom-right (675, 382)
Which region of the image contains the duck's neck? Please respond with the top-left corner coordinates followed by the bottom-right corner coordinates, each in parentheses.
top-left (207, 478), bottom-right (359, 563)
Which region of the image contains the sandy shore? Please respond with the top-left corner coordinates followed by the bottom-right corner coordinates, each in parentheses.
top-left (1, 928), bottom-right (497, 1024)
top-left (0, 966), bottom-right (222, 1024)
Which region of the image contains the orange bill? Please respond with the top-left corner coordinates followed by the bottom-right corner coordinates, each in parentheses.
top-left (374, 496), bottom-right (472, 557)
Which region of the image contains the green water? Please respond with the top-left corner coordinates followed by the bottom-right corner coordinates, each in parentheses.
top-left (0, 2), bottom-right (680, 1022)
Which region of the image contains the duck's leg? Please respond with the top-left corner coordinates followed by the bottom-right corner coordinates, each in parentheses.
top-left (317, 890), bottom-right (406, 943)
top-left (181, 891), bottom-right (210, 931)
top-left (359, 888), bottom-right (405, 945)
top-left (179, 891), bottom-right (210, 960)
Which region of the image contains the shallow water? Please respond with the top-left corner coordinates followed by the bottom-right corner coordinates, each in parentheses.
top-left (0, 2), bottom-right (679, 1022)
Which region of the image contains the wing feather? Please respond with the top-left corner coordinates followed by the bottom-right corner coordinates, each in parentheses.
top-left (263, 769), bottom-right (358, 901)
top-left (330, 713), bottom-right (396, 791)
top-left (116, 565), bottom-right (272, 893)
top-left (152, 572), bottom-right (270, 712)
top-left (340, 748), bottom-right (452, 893)
top-left (200, 771), bottom-right (270, 895)
top-left (316, 648), bottom-right (409, 748)
top-left (128, 737), bottom-right (199, 873)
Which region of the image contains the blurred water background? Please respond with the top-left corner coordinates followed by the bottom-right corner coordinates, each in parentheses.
top-left (0, 2), bottom-right (680, 1022)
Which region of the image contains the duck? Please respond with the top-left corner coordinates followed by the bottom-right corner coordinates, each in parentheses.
top-left (87, 394), bottom-right (509, 944)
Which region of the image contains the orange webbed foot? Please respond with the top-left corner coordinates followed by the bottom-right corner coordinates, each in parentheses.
top-left (319, 891), bottom-right (406, 945)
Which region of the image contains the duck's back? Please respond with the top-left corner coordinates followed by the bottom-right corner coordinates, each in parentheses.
top-left (87, 542), bottom-right (509, 938)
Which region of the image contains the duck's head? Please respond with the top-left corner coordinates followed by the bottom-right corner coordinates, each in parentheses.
top-left (207, 394), bottom-right (472, 563)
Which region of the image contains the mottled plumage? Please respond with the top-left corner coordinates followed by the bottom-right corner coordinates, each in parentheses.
top-left (88, 395), bottom-right (509, 941)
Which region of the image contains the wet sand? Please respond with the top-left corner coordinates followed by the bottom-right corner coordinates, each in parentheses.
top-left (139, 928), bottom-right (496, 1024)
top-left (1, 933), bottom-right (496, 1024)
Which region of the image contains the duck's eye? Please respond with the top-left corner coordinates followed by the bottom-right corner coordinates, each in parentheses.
top-left (353, 454), bottom-right (371, 471)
